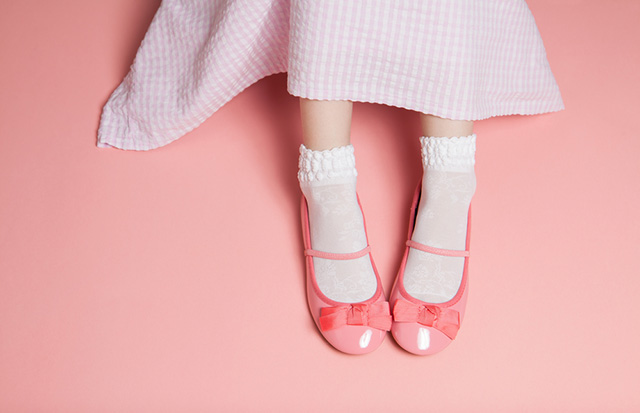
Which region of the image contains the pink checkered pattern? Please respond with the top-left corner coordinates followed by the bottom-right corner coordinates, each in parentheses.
top-left (97, 0), bottom-right (564, 151)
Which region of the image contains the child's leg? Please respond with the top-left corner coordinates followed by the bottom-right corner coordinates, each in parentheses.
top-left (297, 98), bottom-right (377, 303)
top-left (419, 113), bottom-right (473, 138)
top-left (300, 98), bottom-right (352, 150)
top-left (403, 113), bottom-right (476, 303)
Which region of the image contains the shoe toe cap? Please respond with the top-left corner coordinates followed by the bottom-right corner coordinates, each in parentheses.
top-left (321, 325), bottom-right (387, 355)
top-left (391, 322), bottom-right (453, 356)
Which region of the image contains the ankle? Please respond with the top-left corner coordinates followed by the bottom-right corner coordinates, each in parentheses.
top-left (420, 134), bottom-right (476, 173)
top-left (297, 144), bottom-right (357, 186)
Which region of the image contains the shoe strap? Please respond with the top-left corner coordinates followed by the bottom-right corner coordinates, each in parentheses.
top-left (406, 240), bottom-right (469, 257)
top-left (304, 245), bottom-right (371, 260)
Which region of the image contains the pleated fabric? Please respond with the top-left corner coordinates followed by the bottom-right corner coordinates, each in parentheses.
top-left (97, 0), bottom-right (564, 151)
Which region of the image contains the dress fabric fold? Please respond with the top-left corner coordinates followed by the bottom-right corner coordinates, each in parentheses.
top-left (98, 0), bottom-right (564, 151)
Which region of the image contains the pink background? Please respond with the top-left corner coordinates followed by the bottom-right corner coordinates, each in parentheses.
top-left (1, 0), bottom-right (639, 411)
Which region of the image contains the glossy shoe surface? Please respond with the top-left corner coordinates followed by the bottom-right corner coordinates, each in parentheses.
top-left (301, 195), bottom-right (391, 355)
top-left (390, 182), bottom-right (471, 356)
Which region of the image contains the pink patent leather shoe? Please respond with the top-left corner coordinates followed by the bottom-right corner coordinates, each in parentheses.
top-left (301, 194), bottom-right (392, 355)
top-left (389, 182), bottom-right (472, 355)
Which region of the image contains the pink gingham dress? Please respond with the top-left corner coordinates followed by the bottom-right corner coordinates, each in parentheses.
top-left (97, 0), bottom-right (564, 151)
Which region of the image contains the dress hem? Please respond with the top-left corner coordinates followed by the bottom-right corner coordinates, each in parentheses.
top-left (97, 92), bottom-right (565, 152)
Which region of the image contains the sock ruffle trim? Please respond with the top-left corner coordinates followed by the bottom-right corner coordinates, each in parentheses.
top-left (298, 144), bottom-right (358, 184)
top-left (420, 134), bottom-right (476, 171)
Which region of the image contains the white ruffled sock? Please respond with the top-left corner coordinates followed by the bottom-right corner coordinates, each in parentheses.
top-left (298, 144), bottom-right (377, 303)
top-left (403, 134), bottom-right (477, 303)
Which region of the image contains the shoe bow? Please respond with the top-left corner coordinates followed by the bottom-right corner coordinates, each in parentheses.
top-left (393, 299), bottom-right (460, 339)
top-left (319, 302), bottom-right (392, 332)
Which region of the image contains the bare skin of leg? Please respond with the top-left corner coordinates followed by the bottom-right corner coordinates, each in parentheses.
top-left (419, 113), bottom-right (473, 137)
top-left (300, 102), bottom-right (473, 148)
top-left (300, 98), bottom-right (353, 150)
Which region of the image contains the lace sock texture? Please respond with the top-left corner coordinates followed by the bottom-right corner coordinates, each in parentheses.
top-left (298, 144), bottom-right (377, 303)
top-left (403, 134), bottom-right (477, 303)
